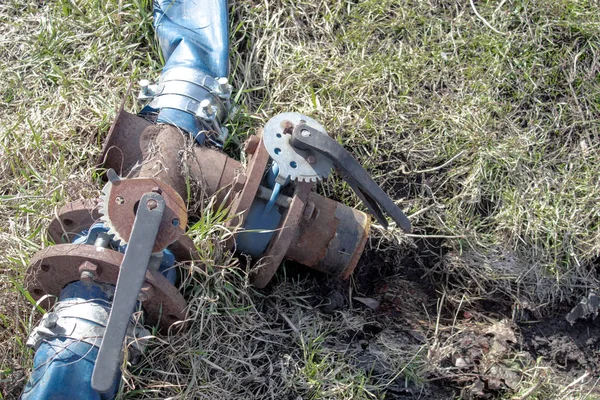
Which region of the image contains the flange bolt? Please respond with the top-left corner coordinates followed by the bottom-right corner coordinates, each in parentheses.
top-left (137, 284), bottom-right (154, 302)
top-left (80, 270), bottom-right (96, 284)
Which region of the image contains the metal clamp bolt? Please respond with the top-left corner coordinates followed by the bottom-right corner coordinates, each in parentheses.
top-left (43, 312), bottom-right (59, 329)
top-left (139, 79), bottom-right (150, 94)
top-left (196, 99), bottom-right (216, 121)
top-left (138, 79), bottom-right (157, 102)
top-left (215, 77), bottom-right (232, 99)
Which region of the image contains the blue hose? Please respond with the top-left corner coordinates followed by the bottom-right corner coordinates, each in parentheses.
top-left (144, 0), bottom-right (230, 143)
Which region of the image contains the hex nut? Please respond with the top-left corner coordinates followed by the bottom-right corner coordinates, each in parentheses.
top-left (138, 283), bottom-right (154, 302)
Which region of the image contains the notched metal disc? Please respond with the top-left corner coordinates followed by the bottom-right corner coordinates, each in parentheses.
top-left (262, 112), bottom-right (333, 183)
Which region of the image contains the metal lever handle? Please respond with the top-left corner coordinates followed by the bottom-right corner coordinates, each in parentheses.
top-left (91, 192), bottom-right (165, 392)
top-left (290, 123), bottom-right (411, 233)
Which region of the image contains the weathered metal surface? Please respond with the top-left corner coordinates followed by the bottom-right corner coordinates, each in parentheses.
top-left (291, 122), bottom-right (411, 233)
top-left (101, 119), bottom-right (241, 208)
top-left (226, 135), bottom-right (269, 229)
top-left (26, 244), bottom-right (186, 330)
top-left (252, 182), bottom-right (312, 288)
top-left (326, 202), bottom-right (371, 279)
top-left (243, 134), bottom-right (260, 155)
top-left (49, 199), bottom-right (199, 261)
top-left (99, 108), bottom-right (152, 177)
top-left (48, 199), bottom-right (102, 244)
top-left (100, 177), bottom-right (187, 252)
top-left (92, 192), bottom-right (165, 393)
top-left (190, 144), bottom-right (241, 205)
top-left (138, 125), bottom-right (188, 199)
top-left (284, 192), bottom-right (371, 278)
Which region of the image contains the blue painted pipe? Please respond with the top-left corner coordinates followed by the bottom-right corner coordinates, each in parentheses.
top-left (22, 225), bottom-right (177, 399)
top-left (154, 0), bottom-right (229, 78)
top-left (143, 0), bottom-right (230, 143)
top-left (21, 282), bottom-right (119, 400)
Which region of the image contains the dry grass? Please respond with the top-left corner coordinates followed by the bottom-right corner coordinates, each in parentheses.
top-left (2, 0), bottom-right (600, 398)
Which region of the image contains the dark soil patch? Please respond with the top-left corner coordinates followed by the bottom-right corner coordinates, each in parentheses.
top-left (520, 316), bottom-right (600, 378)
top-left (272, 240), bottom-right (600, 398)
top-left (352, 247), bottom-right (438, 299)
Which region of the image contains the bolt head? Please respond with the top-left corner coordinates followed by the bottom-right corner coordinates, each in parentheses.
top-left (138, 283), bottom-right (154, 302)
top-left (307, 155), bottom-right (317, 164)
top-left (115, 196), bottom-right (125, 205)
top-left (301, 129), bottom-right (311, 137)
top-left (146, 199), bottom-right (158, 210)
top-left (216, 77), bottom-right (231, 97)
top-left (80, 270), bottom-right (96, 284)
top-left (44, 312), bottom-right (59, 329)
top-left (281, 120), bottom-right (294, 135)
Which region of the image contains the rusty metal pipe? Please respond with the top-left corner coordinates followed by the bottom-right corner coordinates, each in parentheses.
top-left (285, 192), bottom-right (370, 279)
top-left (99, 109), bottom-right (371, 285)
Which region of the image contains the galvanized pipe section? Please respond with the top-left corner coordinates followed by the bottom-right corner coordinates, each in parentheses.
top-left (21, 282), bottom-right (121, 400)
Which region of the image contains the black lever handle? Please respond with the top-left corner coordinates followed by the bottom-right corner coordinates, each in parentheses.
top-left (290, 123), bottom-right (411, 233)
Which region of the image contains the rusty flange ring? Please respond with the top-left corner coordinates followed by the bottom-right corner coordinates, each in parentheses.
top-left (227, 134), bottom-right (271, 228)
top-left (26, 244), bottom-right (186, 331)
top-left (100, 177), bottom-right (187, 252)
top-left (48, 199), bottom-right (102, 244)
top-left (252, 182), bottom-right (312, 288)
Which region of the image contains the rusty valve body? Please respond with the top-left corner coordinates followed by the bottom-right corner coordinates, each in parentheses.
top-left (97, 108), bottom-right (372, 287)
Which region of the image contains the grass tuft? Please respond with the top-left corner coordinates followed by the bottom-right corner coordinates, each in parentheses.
top-left (2, 0), bottom-right (600, 398)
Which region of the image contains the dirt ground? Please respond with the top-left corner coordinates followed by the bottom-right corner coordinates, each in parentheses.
top-left (292, 239), bottom-right (600, 399)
